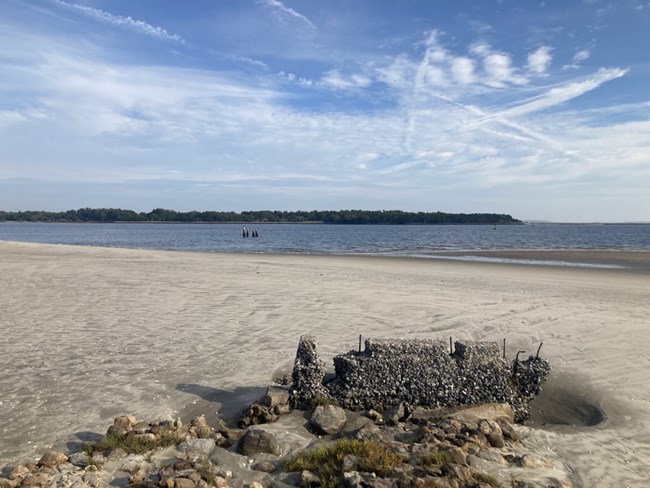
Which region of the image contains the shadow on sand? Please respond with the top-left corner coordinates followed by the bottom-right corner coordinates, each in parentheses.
top-left (176, 383), bottom-right (268, 426)
top-left (528, 374), bottom-right (606, 428)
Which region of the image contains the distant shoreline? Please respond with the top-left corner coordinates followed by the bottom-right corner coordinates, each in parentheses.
top-left (0, 220), bottom-right (524, 225)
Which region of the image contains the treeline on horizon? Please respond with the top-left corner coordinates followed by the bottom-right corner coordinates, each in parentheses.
top-left (0, 208), bottom-right (521, 225)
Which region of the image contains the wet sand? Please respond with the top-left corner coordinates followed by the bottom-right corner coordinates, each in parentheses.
top-left (0, 241), bottom-right (649, 486)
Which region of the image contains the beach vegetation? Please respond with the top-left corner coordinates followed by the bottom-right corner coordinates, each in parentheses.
top-left (310, 394), bottom-right (337, 408)
top-left (416, 449), bottom-right (453, 466)
top-left (82, 432), bottom-right (181, 455)
top-left (474, 471), bottom-right (500, 487)
top-left (284, 438), bottom-right (404, 487)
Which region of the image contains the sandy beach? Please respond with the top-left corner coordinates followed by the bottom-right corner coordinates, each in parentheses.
top-left (1, 241), bottom-right (649, 486)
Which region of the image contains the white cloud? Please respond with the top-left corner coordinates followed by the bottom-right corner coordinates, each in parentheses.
top-left (483, 53), bottom-right (526, 86)
top-left (258, 0), bottom-right (316, 30)
top-left (487, 68), bottom-right (627, 121)
top-left (527, 46), bottom-right (553, 75)
top-left (562, 49), bottom-right (591, 70)
top-left (321, 69), bottom-right (372, 90)
top-left (51, 0), bottom-right (184, 43)
top-left (423, 30), bottom-right (448, 62)
top-left (469, 41), bottom-right (491, 57)
top-left (424, 65), bottom-right (448, 87)
top-left (375, 55), bottom-right (417, 90)
top-left (451, 57), bottom-right (476, 84)
top-left (574, 49), bottom-right (591, 62)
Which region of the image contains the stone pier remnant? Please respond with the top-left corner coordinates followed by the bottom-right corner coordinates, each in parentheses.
top-left (288, 334), bottom-right (330, 409)
top-left (289, 335), bottom-right (550, 422)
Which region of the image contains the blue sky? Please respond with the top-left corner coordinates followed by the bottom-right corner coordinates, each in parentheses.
top-left (1, 0), bottom-right (649, 221)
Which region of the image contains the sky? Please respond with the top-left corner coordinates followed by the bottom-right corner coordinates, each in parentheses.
top-left (1, 0), bottom-right (649, 222)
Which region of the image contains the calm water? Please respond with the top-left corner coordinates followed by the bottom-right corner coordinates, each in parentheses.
top-left (1, 222), bottom-right (649, 257)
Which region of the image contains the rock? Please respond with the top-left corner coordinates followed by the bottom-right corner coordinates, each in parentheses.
top-left (8, 465), bottom-right (30, 482)
top-left (178, 438), bottom-right (216, 455)
top-left (366, 409), bottom-right (383, 422)
top-left (343, 471), bottom-right (362, 487)
top-left (384, 402), bottom-right (408, 426)
top-left (191, 415), bottom-right (209, 428)
top-left (130, 467), bottom-right (148, 484)
top-left (518, 454), bottom-right (547, 469)
top-left (121, 455), bottom-right (149, 474)
top-left (68, 452), bottom-right (90, 468)
top-left (174, 459), bottom-right (193, 471)
top-left (114, 415), bottom-right (137, 428)
top-left (239, 402), bottom-right (278, 428)
top-left (254, 461), bottom-right (277, 473)
top-left (105, 448), bottom-right (126, 461)
top-left (496, 418), bottom-right (520, 442)
top-left (263, 386), bottom-right (290, 408)
top-left (476, 448), bottom-right (507, 465)
top-left (441, 446), bottom-right (467, 466)
top-left (299, 469), bottom-right (321, 487)
top-left (38, 451), bottom-right (68, 468)
top-left (354, 422), bottom-right (383, 441)
top-left (310, 405), bottom-right (347, 435)
top-left (449, 403), bottom-right (515, 424)
top-left (174, 477), bottom-right (196, 488)
top-left (19, 473), bottom-right (51, 487)
top-left (248, 483), bottom-right (265, 488)
top-left (56, 462), bottom-right (76, 474)
top-left (486, 431), bottom-right (505, 448)
top-left (237, 428), bottom-right (281, 456)
top-left (0, 479), bottom-right (18, 488)
top-left (82, 471), bottom-right (105, 487)
top-left (107, 424), bottom-right (128, 436)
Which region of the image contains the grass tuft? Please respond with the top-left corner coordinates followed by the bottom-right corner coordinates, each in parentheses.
top-left (310, 395), bottom-right (336, 408)
top-left (285, 438), bottom-right (404, 488)
top-left (83, 432), bottom-right (181, 455)
top-left (417, 450), bottom-right (453, 466)
top-left (474, 471), bottom-right (501, 487)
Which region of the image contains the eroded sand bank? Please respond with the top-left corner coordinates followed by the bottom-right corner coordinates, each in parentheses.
top-left (0, 241), bottom-right (649, 486)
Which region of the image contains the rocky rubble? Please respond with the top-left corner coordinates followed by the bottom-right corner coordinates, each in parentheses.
top-left (0, 337), bottom-right (562, 487)
top-left (0, 385), bottom-right (572, 488)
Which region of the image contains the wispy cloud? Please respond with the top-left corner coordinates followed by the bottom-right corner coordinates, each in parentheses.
top-left (563, 49), bottom-right (591, 70)
top-left (490, 68), bottom-right (627, 119)
top-left (257, 0), bottom-right (316, 30)
top-left (51, 0), bottom-right (185, 44)
top-left (321, 69), bottom-right (372, 90)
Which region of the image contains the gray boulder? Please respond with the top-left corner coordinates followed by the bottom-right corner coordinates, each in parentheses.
top-left (237, 428), bottom-right (281, 456)
top-left (310, 405), bottom-right (347, 435)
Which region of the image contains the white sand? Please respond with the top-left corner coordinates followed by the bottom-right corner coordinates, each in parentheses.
top-left (0, 241), bottom-right (649, 486)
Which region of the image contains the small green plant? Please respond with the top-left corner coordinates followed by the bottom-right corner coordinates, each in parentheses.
top-left (474, 471), bottom-right (500, 487)
top-left (285, 438), bottom-right (404, 488)
top-left (416, 449), bottom-right (453, 466)
top-left (310, 395), bottom-right (336, 408)
top-left (83, 432), bottom-right (181, 455)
